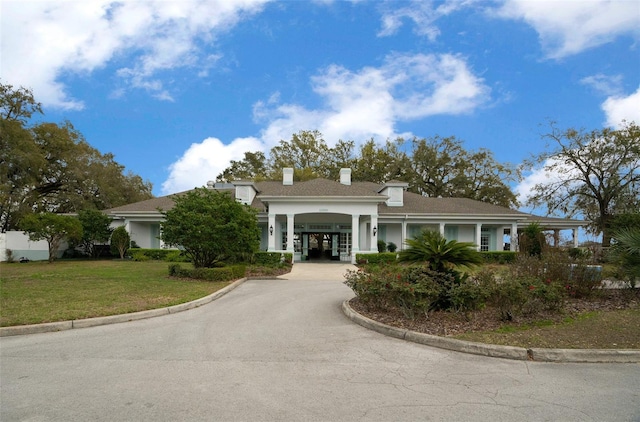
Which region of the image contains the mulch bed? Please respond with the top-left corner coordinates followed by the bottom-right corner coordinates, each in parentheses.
top-left (349, 289), bottom-right (640, 337)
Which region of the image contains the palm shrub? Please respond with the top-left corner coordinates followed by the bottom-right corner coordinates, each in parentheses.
top-left (398, 229), bottom-right (483, 272)
top-left (610, 227), bottom-right (640, 288)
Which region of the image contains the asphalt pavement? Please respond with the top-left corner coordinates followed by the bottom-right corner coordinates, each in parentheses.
top-left (1, 262), bottom-right (639, 421)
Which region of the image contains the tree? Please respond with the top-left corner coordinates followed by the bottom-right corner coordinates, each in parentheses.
top-left (78, 209), bottom-right (113, 258)
top-left (110, 226), bottom-right (131, 259)
top-left (407, 136), bottom-right (519, 208)
top-left (1, 82), bottom-right (154, 231)
top-left (0, 82), bottom-right (42, 122)
top-left (526, 121), bottom-right (640, 246)
top-left (351, 139), bottom-right (410, 183)
top-left (215, 130), bottom-right (519, 208)
top-left (519, 222), bottom-right (546, 257)
top-left (398, 229), bottom-right (483, 272)
top-left (216, 151), bottom-right (269, 182)
top-left (20, 213), bottom-right (83, 262)
top-left (216, 131), bottom-right (357, 182)
top-left (160, 188), bottom-right (260, 268)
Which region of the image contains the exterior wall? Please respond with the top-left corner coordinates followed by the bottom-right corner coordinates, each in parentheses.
top-left (457, 225), bottom-right (476, 243)
top-left (128, 222), bottom-right (161, 249)
top-left (0, 231), bottom-right (66, 262)
top-left (381, 224), bottom-right (403, 250)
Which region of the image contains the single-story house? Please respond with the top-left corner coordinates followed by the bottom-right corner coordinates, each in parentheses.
top-left (102, 168), bottom-right (584, 264)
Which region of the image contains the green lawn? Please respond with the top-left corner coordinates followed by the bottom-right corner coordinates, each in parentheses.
top-left (454, 308), bottom-right (640, 349)
top-left (0, 260), bottom-right (230, 327)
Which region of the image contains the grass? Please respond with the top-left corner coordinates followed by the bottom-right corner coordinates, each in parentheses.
top-left (454, 308), bottom-right (640, 349)
top-left (0, 260), bottom-right (231, 327)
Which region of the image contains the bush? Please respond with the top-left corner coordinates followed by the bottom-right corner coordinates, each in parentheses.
top-left (5, 249), bottom-right (15, 263)
top-left (489, 275), bottom-right (566, 321)
top-left (168, 264), bottom-right (246, 281)
top-left (253, 252), bottom-right (293, 266)
top-left (131, 251), bottom-right (150, 262)
top-left (480, 251), bottom-right (517, 264)
top-left (344, 264), bottom-right (491, 318)
top-left (508, 251), bottom-right (602, 299)
top-left (130, 248), bottom-right (191, 262)
top-left (355, 253), bottom-right (397, 265)
top-left (377, 239), bottom-right (387, 253)
top-left (386, 242), bottom-right (397, 253)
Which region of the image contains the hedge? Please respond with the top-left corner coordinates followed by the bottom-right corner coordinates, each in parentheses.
top-left (355, 252), bottom-right (398, 265)
top-left (253, 252), bottom-right (293, 266)
top-left (168, 264), bottom-right (246, 281)
top-left (130, 249), bottom-right (191, 262)
top-left (479, 251), bottom-right (518, 264)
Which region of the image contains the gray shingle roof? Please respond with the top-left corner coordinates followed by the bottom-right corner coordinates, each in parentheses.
top-left (255, 179), bottom-right (381, 198)
top-left (102, 178), bottom-right (555, 221)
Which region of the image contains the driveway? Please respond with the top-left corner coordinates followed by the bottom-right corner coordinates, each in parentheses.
top-left (1, 263), bottom-right (639, 421)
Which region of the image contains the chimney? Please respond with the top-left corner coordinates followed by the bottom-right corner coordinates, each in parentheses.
top-left (283, 168), bottom-right (294, 185)
top-left (339, 168), bottom-right (351, 186)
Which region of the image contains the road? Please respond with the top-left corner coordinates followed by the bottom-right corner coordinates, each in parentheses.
top-left (1, 263), bottom-right (639, 421)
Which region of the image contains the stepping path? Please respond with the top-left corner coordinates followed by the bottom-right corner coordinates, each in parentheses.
top-left (1, 263), bottom-right (639, 421)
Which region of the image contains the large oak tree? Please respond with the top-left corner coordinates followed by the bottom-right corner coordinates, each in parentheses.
top-left (526, 121), bottom-right (640, 246)
top-left (1, 82), bottom-right (154, 232)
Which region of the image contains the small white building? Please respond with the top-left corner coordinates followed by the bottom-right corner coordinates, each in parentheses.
top-left (101, 168), bottom-right (584, 264)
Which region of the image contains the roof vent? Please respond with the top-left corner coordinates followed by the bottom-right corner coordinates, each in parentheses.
top-left (283, 168), bottom-right (294, 186)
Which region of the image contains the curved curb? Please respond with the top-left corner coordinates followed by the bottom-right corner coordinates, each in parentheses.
top-left (0, 277), bottom-right (248, 337)
top-left (342, 300), bottom-right (640, 363)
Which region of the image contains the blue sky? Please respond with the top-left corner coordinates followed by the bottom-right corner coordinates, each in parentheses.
top-left (2, 0), bottom-right (639, 209)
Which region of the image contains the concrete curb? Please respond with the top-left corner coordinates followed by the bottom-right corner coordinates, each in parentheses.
top-left (342, 300), bottom-right (640, 363)
top-left (0, 277), bottom-right (248, 337)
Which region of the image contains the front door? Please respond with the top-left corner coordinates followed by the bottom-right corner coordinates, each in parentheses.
top-left (303, 233), bottom-right (340, 261)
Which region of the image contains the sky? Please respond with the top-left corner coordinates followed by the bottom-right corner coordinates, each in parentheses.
top-left (2, 0), bottom-right (639, 214)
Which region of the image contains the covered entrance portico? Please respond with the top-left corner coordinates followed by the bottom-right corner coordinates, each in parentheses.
top-left (264, 206), bottom-right (382, 264)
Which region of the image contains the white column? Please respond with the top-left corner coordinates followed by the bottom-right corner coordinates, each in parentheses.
top-left (370, 214), bottom-right (378, 252)
top-left (439, 222), bottom-right (445, 236)
top-left (511, 222), bottom-right (518, 252)
top-left (351, 214), bottom-right (360, 263)
top-left (286, 214), bottom-right (295, 253)
top-left (573, 228), bottom-right (579, 248)
top-left (475, 223), bottom-right (482, 251)
top-left (402, 221), bottom-right (407, 251)
top-left (268, 214), bottom-right (276, 252)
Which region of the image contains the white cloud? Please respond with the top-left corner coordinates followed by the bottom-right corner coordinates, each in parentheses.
top-left (602, 86), bottom-right (640, 129)
top-left (162, 136), bottom-right (264, 194)
top-left (0, 0), bottom-right (269, 109)
top-left (162, 51), bottom-right (490, 194)
top-left (377, 0), bottom-right (469, 41)
top-left (493, 0), bottom-right (640, 59)
top-left (255, 52), bottom-right (491, 146)
top-left (580, 73), bottom-right (623, 97)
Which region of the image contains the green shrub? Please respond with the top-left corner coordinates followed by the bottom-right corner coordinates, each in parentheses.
top-left (480, 251), bottom-right (517, 264)
top-left (168, 264), bottom-right (246, 281)
top-left (377, 239), bottom-right (387, 253)
top-left (568, 247), bottom-right (591, 260)
top-left (345, 264), bottom-right (491, 318)
top-left (508, 251), bottom-right (602, 299)
top-left (490, 278), bottom-right (529, 321)
top-left (131, 251), bottom-right (150, 262)
top-left (129, 248), bottom-right (192, 262)
top-left (253, 252), bottom-right (293, 266)
top-left (355, 253), bottom-right (397, 265)
top-left (386, 242), bottom-right (397, 253)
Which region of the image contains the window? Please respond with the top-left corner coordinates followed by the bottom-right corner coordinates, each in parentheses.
top-left (480, 229), bottom-right (491, 252)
